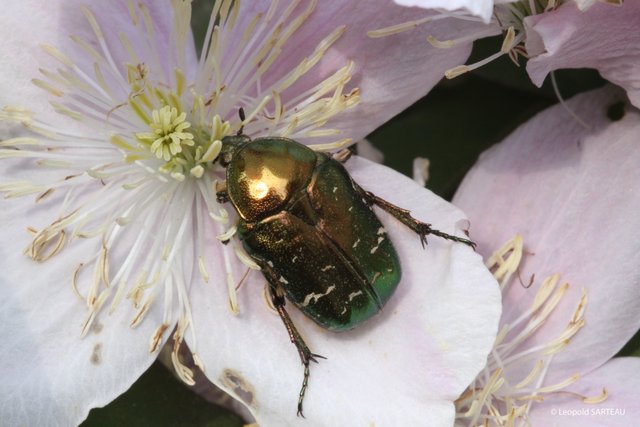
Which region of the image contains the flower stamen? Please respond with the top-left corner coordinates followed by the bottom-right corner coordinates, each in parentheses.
top-left (455, 235), bottom-right (607, 426)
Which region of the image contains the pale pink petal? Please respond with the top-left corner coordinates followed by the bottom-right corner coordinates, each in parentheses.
top-left (454, 86), bottom-right (640, 385)
top-left (0, 193), bottom-right (174, 425)
top-left (0, 0), bottom-right (196, 122)
top-left (525, 1), bottom-right (640, 108)
top-left (1, 0), bottom-right (480, 144)
top-left (394, 0), bottom-right (494, 23)
top-left (528, 358), bottom-right (640, 426)
top-left (188, 157), bottom-right (501, 426)
top-left (238, 0), bottom-right (482, 143)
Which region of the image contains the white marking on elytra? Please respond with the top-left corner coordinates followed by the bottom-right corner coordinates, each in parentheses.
top-left (279, 276), bottom-right (289, 284)
top-left (340, 307), bottom-right (348, 315)
top-left (301, 285), bottom-right (336, 307)
top-left (292, 255), bottom-right (298, 263)
top-left (370, 236), bottom-right (385, 254)
top-left (348, 206), bottom-right (353, 212)
top-left (348, 290), bottom-right (363, 301)
top-left (332, 186), bottom-right (338, 193)
top-left (377, 227), bottom-right (385, 235)
top-left (352, 238), bottom-right (360, 249)
top-left (267, 260), bottom-right (274, 268)
top-left (321, 264), bottom-right (335, 272)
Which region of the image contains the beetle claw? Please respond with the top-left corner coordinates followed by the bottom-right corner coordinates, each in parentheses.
top-left (297, 404), bottom-right (306, 418)
top-left (308, 353), bottom-right (327, 363)
top-left (419, 234), bottom-right (428, 249)
top-left (415, 224), bottom-right (432, 249)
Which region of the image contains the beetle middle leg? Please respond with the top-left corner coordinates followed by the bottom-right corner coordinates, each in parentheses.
top-left (267, 283), bottom-right (325, 417)
top-left (357, 185), bottom-right (476, 249)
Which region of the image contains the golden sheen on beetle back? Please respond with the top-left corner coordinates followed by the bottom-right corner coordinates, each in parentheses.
top-left (229, 139), bottom-right (317, 222)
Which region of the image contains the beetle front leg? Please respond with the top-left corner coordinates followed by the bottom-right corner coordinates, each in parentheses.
top-left (267, 283), bottom-right (325, 417)
top-left (356, 185), bottom-right (476, 249)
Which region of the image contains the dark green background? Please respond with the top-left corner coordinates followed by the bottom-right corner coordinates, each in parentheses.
top-left (83, 2), bottom-right (638, 426)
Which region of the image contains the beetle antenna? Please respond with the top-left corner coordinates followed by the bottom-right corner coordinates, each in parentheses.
top-left (237, 107), bottom-right (246, 136)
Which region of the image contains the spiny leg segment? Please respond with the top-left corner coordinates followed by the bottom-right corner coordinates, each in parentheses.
top-left (260, 262), bottom-right (325, 417)
top-left (356, 185), bottom-right (476, 249)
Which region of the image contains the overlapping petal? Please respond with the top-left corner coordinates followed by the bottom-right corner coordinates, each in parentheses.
top-left (525, 1), bottom-right (640, 108)
top-left (189, 157), bottom-right (501, 426)
top-left (454, 86), bottom-right (640, 386)
top-left (393, 0), bottom-right (494, 23)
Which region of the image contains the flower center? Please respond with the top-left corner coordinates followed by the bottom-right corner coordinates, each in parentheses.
top-left (138, 106), bottom-right (194, 161)
top-left (108, 64), bottom-right (231, 182)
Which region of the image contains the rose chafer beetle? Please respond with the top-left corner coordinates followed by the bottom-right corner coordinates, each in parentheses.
top-left (215, 113), bottom-right (475, 416)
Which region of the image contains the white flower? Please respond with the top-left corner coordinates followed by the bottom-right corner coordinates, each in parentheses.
top-left (0, 1), bottom-right (501, 425)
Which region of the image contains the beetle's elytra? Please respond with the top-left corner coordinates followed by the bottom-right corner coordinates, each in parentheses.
top-left (216, 128), bottom-right (475, 417)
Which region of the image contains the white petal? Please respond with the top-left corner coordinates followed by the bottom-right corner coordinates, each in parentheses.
top-left (394, 0), bottom-right (494, 23)
top-left (525, 1), bottom-right (640, 108)
top-left (454, 86), bottom-right (640, 384)
top-left (0, 0), bottom-right (197, 121)
top-left (0, 195), bottom-right (173, 425)
top-left (188, 157), bottom-right (501, 426)
top-left (574, 0), bottom-right (599, 11)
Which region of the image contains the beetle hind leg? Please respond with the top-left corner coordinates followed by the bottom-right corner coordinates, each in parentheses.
top-left (359, 187), bottom-right (476, 249)
top-left (268, 283), bottom-right (326, 417)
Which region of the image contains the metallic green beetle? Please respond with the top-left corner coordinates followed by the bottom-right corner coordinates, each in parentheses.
top-left (215, 130), bottom-right (475, 417)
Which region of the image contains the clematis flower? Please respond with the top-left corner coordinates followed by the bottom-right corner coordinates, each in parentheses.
top-left (452, 86), bottom-right (640, 425)
top-left (0, 1), bottom-right (501, 425)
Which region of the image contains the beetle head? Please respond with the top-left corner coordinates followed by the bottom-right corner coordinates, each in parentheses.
top-left (219, 135), bottom-right (251, 167)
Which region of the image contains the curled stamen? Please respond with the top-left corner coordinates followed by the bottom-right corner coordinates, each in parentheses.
top-left (149, 323), bottom-right (170, 353)
top-left (485, 234), bottom-right (522, 286)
